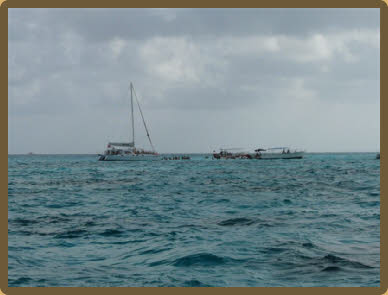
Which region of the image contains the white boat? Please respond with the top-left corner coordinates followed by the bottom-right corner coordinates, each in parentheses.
top-left (254, 147), bottom-right (304, 159)
top-left (98, 82), bottom-right (160, 161)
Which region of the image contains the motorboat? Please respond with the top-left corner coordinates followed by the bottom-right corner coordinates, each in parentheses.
top-left (253, 147), bottom-right (304, 159)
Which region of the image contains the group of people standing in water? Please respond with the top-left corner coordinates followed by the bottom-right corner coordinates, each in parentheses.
top-left (162, 156), bottom-right (191, 160)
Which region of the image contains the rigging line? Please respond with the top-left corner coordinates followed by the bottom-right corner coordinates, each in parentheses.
top-left (128, 84), bottom-right (135, 146)
top-left (132, 86), bottom-right (156, 152)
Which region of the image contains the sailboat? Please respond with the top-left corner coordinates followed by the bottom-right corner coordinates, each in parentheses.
top-left (98, 82), bottom-right (160, 161)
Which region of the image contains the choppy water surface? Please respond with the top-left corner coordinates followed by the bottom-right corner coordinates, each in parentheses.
top-left (8, 153), bottom-right (380, 286)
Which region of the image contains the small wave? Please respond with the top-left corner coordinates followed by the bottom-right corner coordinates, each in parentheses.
top-left (184, 279), bottom-right (208, 287)
top-left (323, 254), bottom-right (345, 263)
top-left (176, 223), bottom-right (204, 229)
top-left (216, 198), bottom-right (231, 203)
top-left (322, 266), bottom-right (342, 272)
top-left (84, 220), bottom-right (97, 227)
top-left (144, 232), bottom-right (162, 237)
top-left (302, 242), bottom-right (314, 248)
top-left (9, 277), bottom-right (32, 286)
top-left (54, 229), bottom-right (88, 239)
top-left (139, 247), bottom-right (171, 255)
top-left (93, 238), bottom-right (146, 245)
top-left (149, 259), bottom-right (170, 267)
top-left (320, 213), bottom-right (337, 218)
top-left (55, 241), bottom-right (76, 248)
top-left (9, 218), bottom-right (38, 226)
top-left (323, 254), bottom-right (374, 269)
top-left (262, 247), bottom-right (288, 254)
top-left (172, 253), bottom-right (228, 267)
top-left (218, 217), bottom-right (254, 226)
top-left (358, 201), bottom-right (380, 208)
top-left (128, 184), bottom-right (144, 191)
top-left (99, 229), bottom-right (124, 237)
top-left (45, 202), bottom-right (80, 209)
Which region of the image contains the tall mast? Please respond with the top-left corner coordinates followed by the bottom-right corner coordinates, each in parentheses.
top-left (132, 85), bottom-right (156, 153)
top-left (130, 82), bottom-right (135, 147)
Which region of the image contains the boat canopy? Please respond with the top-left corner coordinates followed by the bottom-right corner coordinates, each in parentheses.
top-left (220, 148), bottom-right (244, 151)
top-left (108, 142), bottom-right (135, 147)
top-left (267, 147), bottom-right (289, 150)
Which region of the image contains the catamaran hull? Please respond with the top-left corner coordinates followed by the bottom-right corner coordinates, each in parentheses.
top-left (257, 152), bottom-right (304, 159)
top-left (98, 154), bottom-right (161, 161)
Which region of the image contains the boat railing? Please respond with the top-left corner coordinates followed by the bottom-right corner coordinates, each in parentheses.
top-left (260, 148), bottom-right (303, 154)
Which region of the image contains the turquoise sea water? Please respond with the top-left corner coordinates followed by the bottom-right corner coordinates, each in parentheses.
top-left (8, 153), bottom-right (380, 287)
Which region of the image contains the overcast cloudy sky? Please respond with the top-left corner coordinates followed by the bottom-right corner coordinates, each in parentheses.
top-left (8, 8), bottom-right (380, 154)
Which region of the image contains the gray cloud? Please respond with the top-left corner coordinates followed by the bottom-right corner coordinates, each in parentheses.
top-left (8, 8), bottom-right (380, 153)
top-left (9, 8), bottom-right (379, 41)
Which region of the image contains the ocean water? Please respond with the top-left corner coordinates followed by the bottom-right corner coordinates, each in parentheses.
top-left (8, 153), bottom-right (380, 287)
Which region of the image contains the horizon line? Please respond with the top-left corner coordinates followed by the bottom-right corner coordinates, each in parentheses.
top-left (8, 151), bottom-right (380, 155)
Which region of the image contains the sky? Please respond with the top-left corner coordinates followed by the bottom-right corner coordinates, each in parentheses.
top-left (8, 8), bottom-right (380, 154)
